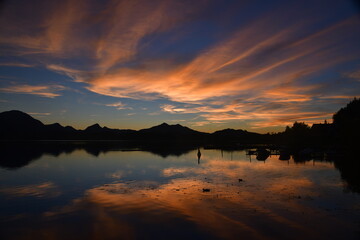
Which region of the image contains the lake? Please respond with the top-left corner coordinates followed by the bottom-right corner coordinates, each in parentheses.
top-left (0, 143), bottom-right (359, 240)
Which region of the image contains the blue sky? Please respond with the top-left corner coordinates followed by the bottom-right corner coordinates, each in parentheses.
top-left (0, 0), bottom-right (360, 133)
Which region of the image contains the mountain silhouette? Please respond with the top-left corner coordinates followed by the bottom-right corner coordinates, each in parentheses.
top-left (0, 110), bottom-right (270, 143)
top-left (0, 110), bottom-right (78, 140)
top-left (1, 99), bottom-right (359, 145)
top-left (0, 110), bottom-right (45, 139)
top-left (211, 128), bottom-right (265, 144)
top-left (0, 110), bottom-right (208, 141)
top-left (85, 123), bottom-right (103, 132)
top-left (138, 122), bottom-right (207, 141)
top-left (140, 123), bottom-right (196, 134)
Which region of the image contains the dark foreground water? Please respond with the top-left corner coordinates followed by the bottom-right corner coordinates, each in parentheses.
top-left (0, 145), bottom-right (359, 240)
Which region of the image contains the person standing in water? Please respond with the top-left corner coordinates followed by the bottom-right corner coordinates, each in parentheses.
top-left (197, 148), bottom-right (201, 164)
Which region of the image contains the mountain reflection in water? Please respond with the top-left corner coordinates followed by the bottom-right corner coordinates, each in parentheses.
top-left (0, 142), bottom-right (359, 240)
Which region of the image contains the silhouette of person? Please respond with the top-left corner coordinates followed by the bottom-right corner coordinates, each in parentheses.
top-left (197, 148), bottom-right (201, 164)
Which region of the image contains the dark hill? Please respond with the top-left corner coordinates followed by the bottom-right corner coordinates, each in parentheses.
top-left (0, 110), bottom-right (44, 128)
top-left (139, 123), bottom-right (201, 135)
top-left (44, 123), bottom-right (78, 139)
top-left (82, 123), bottom-right (135, 139)
top-left (0, 110), bottom-right (45, 139)
top-left (138, 122), bottom-right (208, 141)
top-left (85, 123), bottom-right (103, 132)
top-left (211, 128), bottom-right (265, 144)
top-left (0, 110), bottom-right (78, 139)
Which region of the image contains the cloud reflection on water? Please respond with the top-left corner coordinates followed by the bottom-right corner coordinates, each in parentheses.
top-left (0, 181), bottom-right (61, 198)
top-left (41, 155), bottom-right (356, 239)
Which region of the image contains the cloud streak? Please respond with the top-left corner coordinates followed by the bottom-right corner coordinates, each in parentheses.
top-left (0, 84), bottom-right (65, 98)
top-left (0, 62), bottom-right (35, 68)
top-left (105, 101), bottom-right (132, 110)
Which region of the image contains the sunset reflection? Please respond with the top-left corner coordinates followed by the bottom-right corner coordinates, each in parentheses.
top-left (1, 149), bottom-right (352, 239)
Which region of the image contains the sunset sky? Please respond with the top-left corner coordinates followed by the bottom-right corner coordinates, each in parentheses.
top-left (0, 0), bottom-right (359, 133)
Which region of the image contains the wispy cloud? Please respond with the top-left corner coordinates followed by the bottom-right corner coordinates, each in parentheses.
top-left (0, 0), bottom-right (359, 130)
top-left (46, 64), bottom-right (86, 81)
top-left (27, 112), bottom-right (51, 116)
top-left (105, 101), bottom-right (132, 110)
top-left (81, 16), bottom-right (360, 104)
top-left (345, 69), bottom-right (360, 81)
top-left (0, 84), bottom-right (65, 98)
top-left (0, 0), bottom-right (198, 68)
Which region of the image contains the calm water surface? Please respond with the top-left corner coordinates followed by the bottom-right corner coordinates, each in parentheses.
top-left (0, 147), bottom-right (359, 239)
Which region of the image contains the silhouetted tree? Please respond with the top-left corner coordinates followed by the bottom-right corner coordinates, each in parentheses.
top-left (287, 121), bottom-right (310, 131)
top-left (332, 97), bottom-right (360, 145)
top-left (333, 98), bottom-right (360, 125)
top-left (280, 121), bottom-right (312, 147)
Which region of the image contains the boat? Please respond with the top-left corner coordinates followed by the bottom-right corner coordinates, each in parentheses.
top-left (256, 148), bottom-right (270, 161)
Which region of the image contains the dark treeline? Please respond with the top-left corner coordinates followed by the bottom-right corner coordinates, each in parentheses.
top-left (272, 98), bottom-right (360, 148)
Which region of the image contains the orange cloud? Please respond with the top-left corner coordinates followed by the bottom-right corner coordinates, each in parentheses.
top-left (0, 1), bottom-right (84, 55)
top-left (81, 17), bottom-right (359, 108)
top-left (0, 84), bottom-right (65, 98)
